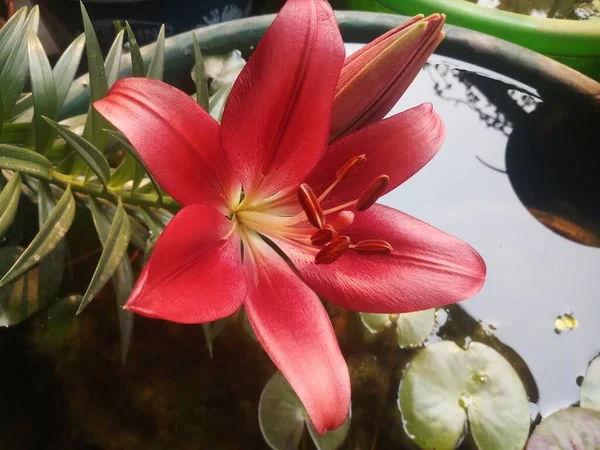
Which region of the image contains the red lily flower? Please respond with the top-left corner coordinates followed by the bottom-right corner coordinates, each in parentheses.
top-left (95, 0), bottom-right (486, 433)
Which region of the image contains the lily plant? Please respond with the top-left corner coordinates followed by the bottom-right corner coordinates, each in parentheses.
top-left (94, 0), bottom-right (486, 433)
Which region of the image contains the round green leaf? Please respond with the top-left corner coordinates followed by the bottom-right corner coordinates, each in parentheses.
top-left (581, 356), bottom-right (600, 411)
top-left (399, 341), bottom-right (530, 450)
top-left (395, 309), bottom-right (436, 348)
top-left (360, 312), bottom-right (391, 333)
top-left (526, 408), bottom-right (600, 450)
top-left (259, 372), bottom-right (350, 450)
top-left (360, 309), bottom-right (436, 348)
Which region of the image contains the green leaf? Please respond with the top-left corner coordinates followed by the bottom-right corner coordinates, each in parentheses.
top-left (581, 356), bottom-right (600, 411)
top-left (526, 408), bottom-right (600, 449)
top-left (0, 8), bottom-right (26, 66)
top-left (208, 84), bottom-right (233, 124)
top-left (108, 152), bottom-right (136, 190)
top-left (0, 87), bottom-right (4, 135)
top-left (0, 144), bottom-right (52, 179)
top-left (0, 174), bottom-right (21, 241)
top-left (78, 197), bottom-right (131, 314)
top-left (79, 1), bottom-right (108, 152)
top-left (104, 130), bottom-right (162, 200)
top-left (36, 181), bottom-right (67, 316)
top-left (125, 22), bottom-right (145, 77)
top-left (192, 33), bottom-right (209, 111)
top-left (27, 28), bottom-right (58, 154)
top-left (146, 25), bottom-right (165, 81)
top-left (0, 7), bottom-right (38, 118)
top-left (201, 319), bottom-right (228, 358)
top-left (53, 33), bottom-right (86, 111)
top-left (0, 185), bottom-right (75, 288)
top-left (399, 341), bottom-right (530, 450)
top-left (87, 197), bottom-right (134, 362)
top-left (44, 117), bottom-right (110, 186)
top-left (8, 93), bottom-right (32, 122)
top-left (360, 309), bottom-right (436, 348)
top-left (105, 29), bottom-right (125, 88)
top-left (259, 371), bottom-right (350, 450)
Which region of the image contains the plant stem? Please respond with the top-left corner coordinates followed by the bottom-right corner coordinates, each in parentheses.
top-left (51, 171), bottom-right (180, 211)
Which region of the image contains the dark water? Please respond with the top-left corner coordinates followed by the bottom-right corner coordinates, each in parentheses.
top-left (0, 46), bottom-right (599, 449)
top-left (464, 0), bottom-right (600, 20)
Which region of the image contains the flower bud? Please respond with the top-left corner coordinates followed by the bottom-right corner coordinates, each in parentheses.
top-left (330, 14), bottom-right (445, 141)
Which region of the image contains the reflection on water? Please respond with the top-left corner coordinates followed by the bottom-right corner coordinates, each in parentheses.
top-left (383, 51), bottom-right (600, 417)
top-left (466, 0), bottom-right (600, 19)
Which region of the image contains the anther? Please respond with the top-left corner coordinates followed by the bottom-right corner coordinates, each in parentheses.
top-left (336, 155), bottom-right (366, 181)
top-left (356, 175), bottom-right (390, 211)
top-left (315, 236), bottom-right (351, 265)
top-left (297, 183), bottom-right (325, 229)
top-left (354, 239), bottom-right (393, 255)
top-left (311, 226), bottom-right (337, 246)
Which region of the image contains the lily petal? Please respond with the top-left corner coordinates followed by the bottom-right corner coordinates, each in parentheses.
top-left (221, 0), bottom-right (344, 201)
top-left (244, 234), bottom-right (350, 433)
top-left (276, 204), bottom-right (486, 313)
top-left (95, 78), bottom-right (240, 213)
top-left (126, 204), bottom-right (246, 323)
top-left (330, 14), bottom-right (445, 140)
top-left (306, 103), bottom-right (444, 209)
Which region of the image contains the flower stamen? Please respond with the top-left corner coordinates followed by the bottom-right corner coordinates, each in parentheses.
top-left (315, 236), bottom-right (351, 264)
top-left (356, 175), bottom-right (390, 211)
top-left (297, 183), bottom-right (325, 229)
top-left (352, 239), bottom-right (393, 255)
top-left (311, 225), bottom-right (338, 246)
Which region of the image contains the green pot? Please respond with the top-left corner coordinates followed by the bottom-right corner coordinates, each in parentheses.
top-left (345, 0), bottom-right (600, 81)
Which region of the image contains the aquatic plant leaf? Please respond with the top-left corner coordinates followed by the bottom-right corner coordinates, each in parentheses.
top-left (360, 312), bottom-right (391, 333)
top-left (104, 130), bottom-right (162, 200)
top-left (0, 185), bottom-right (75, 288)
top-left (0, 7), bottom-right (35, 118)
top-left (105, 29), bottom-right (124, 88)
top-left (526, 408), bottom-right (600, 450)
top-left (44, 117), bottom-right (110, 186)
top-left (259, 371), bottom-right (350, 450)
top-left (27, 28), bottom-right (58, 154)
top-left (395, 309), bottom-right (436, 348)
top-left (581, 356), bottom-right (600, 411)
top-left (53, 33), bottom-right (86, 111)
top-left (399, 341), bottom-right (530, 450)
top-left (0, 144), bottom-right (53, 179)
top-left (125, 22), bottom-right (145, 77)
top-left (79, 198), bottom-right (131, 314)
top-left (360, 309), bottom-right (436, 348)
top-left (147, 25), bottom-right (165, 81)
top-left (192, 33), bottom-right (209, 110)
top-left (0, 174), bottom-right (21, 242)
top-left (87, 197), bottom-right (134, 361)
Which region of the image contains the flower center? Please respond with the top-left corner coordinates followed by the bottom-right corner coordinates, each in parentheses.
top-left (234, 155), bottom-right (393, 265)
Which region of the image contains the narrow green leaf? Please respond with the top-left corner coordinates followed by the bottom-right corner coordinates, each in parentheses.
top-left (0, 7), bottom-right (38, 118)
top-left (79, 1), bottom-right (108, 149)
top-left (87, 197), bottom-right (134, 361)
top-left (53, 33), bottom-right (86, 111)
top-left (0, 185), bottom-right (75, 288)
top-left (0, 144), bottom-right (52, 179)
top-left (125, 22), bottom-right (145, 77)
top-left (108, 152), bottom-right (136, 190)
top-left (0, 8), bottom-right (27, 64)
top-left (37, 181), bottom-right (67, 315)
top-left (202, 319), bottom-right (229, 358)
top-left (0, 89), bottom-right (4, 135)
top-left (192, 33), bottom-right (209, 111)
top-left (105, 29), bottom-right (125, 88)
top-left (208, 84), bottom-right (234, 124)
top-left (146, 24), bottom-right (165, 81)
top-left (0, 174), bottom-right (21, 241)
top-left (79, 197), bottom-right (131, 314)
top-left (44, 117), bottom-right (110, 186)
top-left (27, 28), bottom-right (58, 154)
top-left (8, 92), bottom-right (32, 122)
top-left (104, 129), bottom-right (162, 200)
